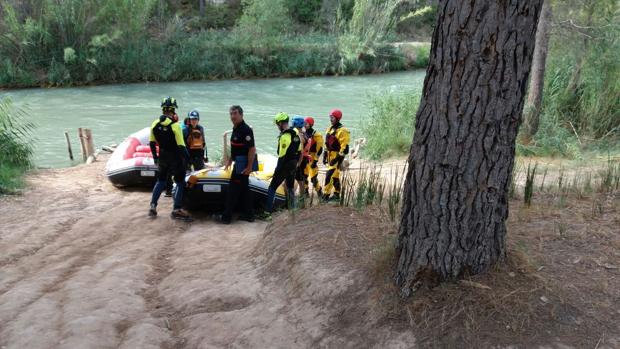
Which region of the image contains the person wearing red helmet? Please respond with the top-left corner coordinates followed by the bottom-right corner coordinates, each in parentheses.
top-left (322, 108), bottom-right (350, 202)
top-left (302, 116), bottom-right (324, 197)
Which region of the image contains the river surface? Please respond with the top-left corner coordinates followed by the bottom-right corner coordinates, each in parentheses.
top-left (2, 71), bottom-right (425, 168)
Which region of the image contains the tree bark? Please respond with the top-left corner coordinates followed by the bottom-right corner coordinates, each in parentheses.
top-left (395, 0), bottom-right (543, 296)
top-left (523, 0), bottom-right (552, 140)
top-left (199, 0), bottom-right (206, 18)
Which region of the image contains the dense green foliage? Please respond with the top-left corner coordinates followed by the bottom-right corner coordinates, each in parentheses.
top-left (518, 0), bottom-right (619, 158)
top-left (0, 0), bottom-right (431, 88)
top-left (362, 0), bottom-right (618, 160)
top-left (0, 97), bottom-right (34, 193)
top-left (361, 89), bottom-right (420, 160)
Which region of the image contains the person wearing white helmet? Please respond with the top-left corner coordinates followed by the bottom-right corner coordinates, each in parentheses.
top-left (183, 109), bottom-right (207, 171)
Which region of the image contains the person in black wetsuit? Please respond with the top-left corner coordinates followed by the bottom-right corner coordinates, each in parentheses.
top-left (148, 97), bottom-right (192, 221)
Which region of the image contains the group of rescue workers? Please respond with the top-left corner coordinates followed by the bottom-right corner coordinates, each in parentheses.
top-left (147, 97), bottom-right (350, 223)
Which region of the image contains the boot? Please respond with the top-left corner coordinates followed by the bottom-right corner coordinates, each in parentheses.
top-left (148, 203), bottom-right (157, 217)
top-left (171, 208), bottom-right (193, 222)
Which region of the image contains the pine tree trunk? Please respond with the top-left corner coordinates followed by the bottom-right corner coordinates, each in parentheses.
top-left (523, 0), bottom-right (552, 140)
top-left (395, 0), bottom-right (543, 296)
top-left (199, 0), bottom-right (206, 18)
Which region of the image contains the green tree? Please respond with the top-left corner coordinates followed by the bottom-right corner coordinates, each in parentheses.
top-left (236, 0), bottom-right (293, 38)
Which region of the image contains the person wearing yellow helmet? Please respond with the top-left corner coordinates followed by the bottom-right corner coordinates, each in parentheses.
top-left (148, 97), bottom-right (192, 221)
top-left (263, 112), bottom-right (302, 216)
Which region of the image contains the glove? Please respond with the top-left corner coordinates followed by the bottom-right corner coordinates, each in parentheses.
top-left (204, 157), bottom-right (209, 163)
top-left (329, 154), bottom-right (344, 167)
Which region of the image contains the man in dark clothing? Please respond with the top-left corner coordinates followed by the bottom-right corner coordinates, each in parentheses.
top-left (148, 97), bottom-right (192, 221)
top-left (183, 109), bottom-right (207, 171)
top-left (221, 105), bottom-right (256, 224)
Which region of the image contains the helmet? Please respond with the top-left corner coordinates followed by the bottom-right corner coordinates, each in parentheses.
top-left (274, 112), bottom-right (289, 124)
top-left (161, 97), bottom-right (178, 110)
top-left (304, 116), bottom-right (315, 127)
top-left (329, 109), bottom-right (342, 121)
top-left (188, 109), bottom-right (200, 120)
top-left (292, 115), bottom-right (305, 129)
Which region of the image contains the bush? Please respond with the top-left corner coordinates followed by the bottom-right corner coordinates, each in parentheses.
top-left (516, 114), bottom-right (582, 159)
top-left (235, 0), bottom-right (294, 39)
top-left (0, 97), bottom-right (34, 194)
top-left (286, 0), bottom-right (322, 26)
top-left (361, 89), bottom-right (421, 160)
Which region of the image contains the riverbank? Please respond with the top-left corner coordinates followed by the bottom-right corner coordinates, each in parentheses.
top-left (1, 154), bottom-right (618, 348)
top-left (0, 32), bottom-right (430, 89)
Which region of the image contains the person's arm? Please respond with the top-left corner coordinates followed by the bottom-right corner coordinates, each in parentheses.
top-left (149, 120), bottom-right (159, 162)
top-left (242, 147), bottom-right (256, 175)
top-left (278, 133), bottom-right (291, 158)
top-left (316, 133), bottom-right (324, 157)
top-left (201, 127), bottom-right (208, 160)
top-left (172, 123), bottom-right (189, 161)
top-left (338, 128), bottom-right (350, 157)
top-left (330, 128), bottom-right (350, 166)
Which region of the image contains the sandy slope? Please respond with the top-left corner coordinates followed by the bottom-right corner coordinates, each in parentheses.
top-left (0, 157), bottom-right (413, 349)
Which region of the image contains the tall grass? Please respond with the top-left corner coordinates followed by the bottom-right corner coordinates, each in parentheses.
top-left (517, 5), bottom-right (619, 158)
top-left (0, 97), bottom-right (34, 194)
top-left (340, 163), bottom-right (406, 222)
top-left (361, 89), bottom-right (421, 160)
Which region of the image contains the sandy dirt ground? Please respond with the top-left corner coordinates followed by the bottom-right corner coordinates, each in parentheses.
top-left (1, 154), bottom-right (619, 349)
top-left (0, 157), bottom-right (413, 349)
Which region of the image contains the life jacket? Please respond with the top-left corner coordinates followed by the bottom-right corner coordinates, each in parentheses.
top-left (326, 124), bottom-right (348, 154)
top-left (278, 128), bottom-right (301, 162)
top-left (152, 116), bottom-right (178, 152)
top-left (304, 128), bottom-right (321, 154)
top-left (187, 127), bottom-right (204, 150)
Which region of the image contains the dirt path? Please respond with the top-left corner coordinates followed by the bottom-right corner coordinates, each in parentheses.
top-left (0, 158), bottom-right (413, 349)
top-left (3, 156), bottom-right (618, 349)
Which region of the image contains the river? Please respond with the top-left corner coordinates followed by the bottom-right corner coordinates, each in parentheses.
top-left (2, 71), bottom-right (425, 168)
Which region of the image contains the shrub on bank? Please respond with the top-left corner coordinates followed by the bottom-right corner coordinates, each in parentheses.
top-left (0, 98), bottom-right (34, 194)
top-left (0, 31), bottom-right (429, 88)
top-left (361, 89), bottom-right (421, 160)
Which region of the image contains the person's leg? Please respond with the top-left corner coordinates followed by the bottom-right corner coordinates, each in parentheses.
top-left (150, 159), bottom-right (170, 215)
top-left (284, 161), bottom-right (297, 210)
top-left (323, 152), bottom-right (337, 199)
top-left (165, 175), bottom-right (173, 196)
top-left (266, 169), bottom-right (286, 213)
top-left (331, 166), bottom-right (341, 200)
top-left (238, 174), bottom-right (253, 220)
top-left (223, 169), bottom-right (242, 222)
top-left (170, 160), bottom-right (192, 220)
top-left (172, 163), bottom-right (186, 210)
top-left (151, 180), bottom-right (166, 206)
top-left (309, 159), bottom-right (321, 195)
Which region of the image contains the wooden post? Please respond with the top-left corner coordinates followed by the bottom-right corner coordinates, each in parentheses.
top-left (78, 128), bottom-right (95, 162)
top-left (78, 128), bottom-right (87, 161)
top-left (64, 131), bottom-right (74, 160)
top-left (83, 128), bottom-right (95, 158)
